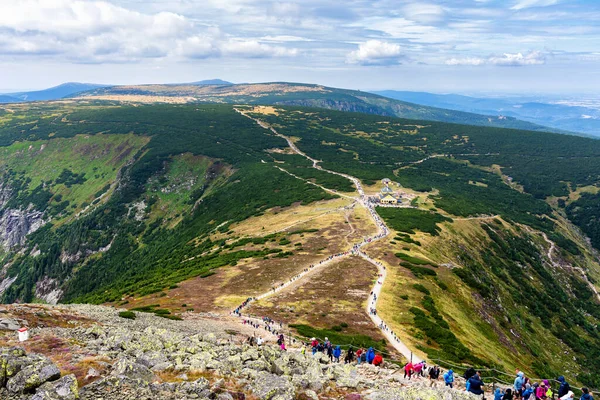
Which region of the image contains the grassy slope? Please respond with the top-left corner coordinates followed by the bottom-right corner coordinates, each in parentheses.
top-left (0, 133), bottom-right (148, 223)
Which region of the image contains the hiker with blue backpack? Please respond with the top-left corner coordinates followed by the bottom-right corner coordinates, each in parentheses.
top-left (333, 345), bottom-right (342, 363)
top-left (444, 369), bottom-right (454, 388)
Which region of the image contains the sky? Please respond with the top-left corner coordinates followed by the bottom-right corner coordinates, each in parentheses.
top-left (0, 0), bottom-right (599, 94)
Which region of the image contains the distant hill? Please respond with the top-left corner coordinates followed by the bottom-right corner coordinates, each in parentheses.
top-left (189, 79), bottom-right (233, 85)
top-left (9, 82), bottom-right (109, 101)
top-left (0, 95), bottom-right (21, 104)
top-left (76, 82), bottom-right (560, 133)
top-left (374, 90), bottom-right (600, 137)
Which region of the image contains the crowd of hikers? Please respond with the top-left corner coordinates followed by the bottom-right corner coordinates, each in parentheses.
top-left (244, 329), bottom-right (597, 400)
top-left (437, 367), bottom-right (595, 400)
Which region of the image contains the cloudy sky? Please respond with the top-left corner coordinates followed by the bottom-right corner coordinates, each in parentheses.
top-left (0, 0), bottom-right (599, 93)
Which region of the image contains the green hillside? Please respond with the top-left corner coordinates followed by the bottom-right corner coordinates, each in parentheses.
top-left (1, 102), bottom-right (600, 386)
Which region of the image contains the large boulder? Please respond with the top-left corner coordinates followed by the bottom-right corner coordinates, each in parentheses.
top-left (0, 318), bottom-right (22, 331)
top-left (366, 386), bottom-right (483, 400)
top-left (251, 371), bottom-right (295, 400)
top-left (111, 358), bottom-right (154, 383)
top-left (30, 374), bottom-right (79, 400)
top-left (6, 361), bottom-right (61, 394)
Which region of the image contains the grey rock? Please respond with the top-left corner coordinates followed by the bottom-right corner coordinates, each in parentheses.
top-left (251, 371), bottom-right (294, 400)
top-left (84, 368), bottom-right (100, 380)
top-left (0, 318), bottom-right (22, 331)
top-left (6, 361), bottom-right (61, 393)
top-left (30, 374), bottom-right (79, 400)
top-left (111, 358), bottom-right (154, 383)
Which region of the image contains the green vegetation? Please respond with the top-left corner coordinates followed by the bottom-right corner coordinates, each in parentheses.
top-left (0, 104), bottom-right (334, 304)
top-left (401, 263), bottom-right (437, 278)
top-left (566, 192), bottom-right (600, 250)
top-left (379, 208), bottom-right (452, 236)
top-left (395, 252), bottom-right (436, 266)
top-left (410, 295), bottom-right (479, 363)
top-left (118, 311), bottom-right (136, 320)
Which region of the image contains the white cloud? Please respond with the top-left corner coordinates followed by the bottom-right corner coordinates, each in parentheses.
top-left (402, 3), bottom-right (446, 24)
top-left (346, 40), bottom-right (403, 66)
top-left (222, 40), bottom-right (298, 58)
top-left (446, 51), bottom-right (545, 66)
top-left (0, 0), bottom-right (298, 62)
top-left (445, 57), bottom-right (486, 66)
top-left (488, 51), bottom-right (546, 66)
top-left (511, 0), bottom-right (560, 11)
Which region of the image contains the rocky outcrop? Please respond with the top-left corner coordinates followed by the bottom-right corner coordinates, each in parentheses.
top-left (0, 347), bottom-right (78, 399)
top-left (34, 277), bottom-right (64, 305)
top-left (0, 208), bottom-right (44, 250)
top-left (0, 304), bottom-right (487, 400)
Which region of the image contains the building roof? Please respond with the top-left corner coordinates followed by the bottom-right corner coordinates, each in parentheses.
top-left (381, 185), bottom-right (393, 193)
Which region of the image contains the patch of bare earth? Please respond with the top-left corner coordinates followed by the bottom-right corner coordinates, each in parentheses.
top-left (248, 256), bottom-right (386, 341)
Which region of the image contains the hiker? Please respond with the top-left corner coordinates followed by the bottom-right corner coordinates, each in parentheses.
top-left (345, 347), bottom-right (355, 364)
top-left (561, 392), bottom-right (574, 400)
top-left (300, 344), bottom-right (306, 355)
top-left (558, 377), bottom-right (571, 399)
top-left (311, 337), bottom-right (318, 355)
top-left (495, 389), bottom-right (505, 400)
top-left (333, 345), bottom-right (342, 363)
top-left (464, 367), bottom-right (477, 382)
top-left (373, 353), bottom-right (383, 367)
top-left (515, 372), bottom-right (525, 399)
top-left (523, 384), bottom-right (534, 400)
top-left (356, 348), bottom-right (363, 365)
top-left (317, 342), bottom-right (325, 353)
top-left (504, 389), bottom-right (514, 400)
top-left (429, 365), bottom-right (440, 387)
top-left (257, 336), bottom-right (263, 346)
top-left (467, 371), bottom-right (484, 396)
top-left (443, 369), bottom-right (454, 388)
top-left (366, 347), bottom-right (375, 364)
top-left (360, 350), bottom-right (367, 365)
top-left (404, 362), bottom-right (414, 380)
top-left (536, 381), bottom-right (549, 400)
top-left (280, 341), bottom-right (286, 351)
top-left (581, 388), bottom-right (594, 400)
top-left (414, 362), bottom-right (423, 377)
top-left (327, 343), bottom-right (334, 362)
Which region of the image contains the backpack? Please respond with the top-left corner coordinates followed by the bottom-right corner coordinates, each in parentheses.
top-left (361, 353), bottom-right (367, 361)
top-left (464, 367), bottom-right (476, 380)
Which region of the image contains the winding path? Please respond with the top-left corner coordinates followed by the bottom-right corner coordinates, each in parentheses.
top-left (232, 108), bottom-right (421, 362)
top-left (538, 230), bottom-right (600, 301)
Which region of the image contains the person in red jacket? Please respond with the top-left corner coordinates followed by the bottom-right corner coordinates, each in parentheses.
top-left (404, 362), bottom-right (414, 379)
top-left (373, 353), bottom-right (383, 366)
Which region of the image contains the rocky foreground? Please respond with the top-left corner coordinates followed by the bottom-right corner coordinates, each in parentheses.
top-left (1, 304), bottom-right (479, 400)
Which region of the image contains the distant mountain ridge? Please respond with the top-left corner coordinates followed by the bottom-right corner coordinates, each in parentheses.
top-left (189, 79), bottom-right (233, 85)
top-left (0, 95), bottom-right (21, 104)
top-left (75, 81), bottom-right (562, 133)
top-left (373, 90), bottom-right (600, 137)
top-left (6, 82), bottom-right (109, 102)
top-left (1, 80), bottom-right (575, 134)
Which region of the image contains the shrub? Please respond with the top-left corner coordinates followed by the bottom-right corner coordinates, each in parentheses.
top-left (413, 283), bottom-right (430, 295)
top-left (118, 311), bottom-right (136, 320)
